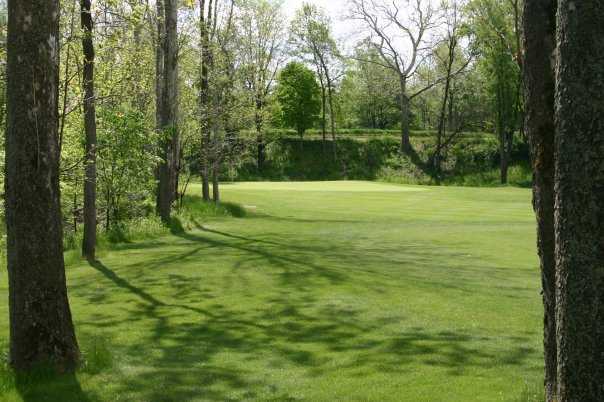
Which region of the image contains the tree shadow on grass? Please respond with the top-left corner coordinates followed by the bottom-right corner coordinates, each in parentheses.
top-left (15, 371), bottom-right (91, 402)
top-left (89, 260), bottom-right (165, 308)
top-left (72, 223), bottom-right (540, 401)
top-left (170, 229), bottom-right (348, 288)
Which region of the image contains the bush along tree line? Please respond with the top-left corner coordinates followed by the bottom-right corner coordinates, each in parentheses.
top-left (4, 1), bottom-right (604, 401)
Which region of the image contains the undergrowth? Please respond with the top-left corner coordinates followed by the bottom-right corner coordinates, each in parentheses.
top-left (63, 194), bottom-right (247, 260)
top-left (232, 134), bottom-right (531, 187)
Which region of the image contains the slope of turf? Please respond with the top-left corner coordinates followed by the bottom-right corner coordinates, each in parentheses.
top-left (0, 181), bottom-right (543, 402)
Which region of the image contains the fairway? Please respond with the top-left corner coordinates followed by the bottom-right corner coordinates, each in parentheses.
top-left (0, 181), bottom-right (542, 402)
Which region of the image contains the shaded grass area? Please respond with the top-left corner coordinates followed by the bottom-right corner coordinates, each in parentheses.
top-left (0, 181), bottom-right (543, 401)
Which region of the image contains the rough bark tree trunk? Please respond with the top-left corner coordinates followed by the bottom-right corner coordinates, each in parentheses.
top-left (81, 0), bottom-right (97, 261)
top-left (5, 0), bottom-right (80, 371)
top-left (554, 1), bottom-right (604, 400)
top-left (157, 0), bottom-right (179, 223)
top-left (522, 0), bottom-right (557, 399)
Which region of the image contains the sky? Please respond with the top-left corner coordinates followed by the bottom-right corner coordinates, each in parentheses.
top-left (281, 0), bottom-right (361, 49)
top-left (281, 0), bottom-right (448, 60)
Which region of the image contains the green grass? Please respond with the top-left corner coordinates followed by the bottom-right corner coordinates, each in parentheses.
top-left (0, 181), bottom-right (543, 401)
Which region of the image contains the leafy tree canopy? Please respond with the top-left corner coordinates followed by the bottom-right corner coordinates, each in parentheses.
top-left (275, 61), bottom-right (321, 136)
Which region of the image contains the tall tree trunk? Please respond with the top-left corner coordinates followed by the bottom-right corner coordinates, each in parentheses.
top-left (201, 163), bottom-right (211, 201)
top-left (496, 74), bottom-right (510, 185)
top-left (554, 1), bottom-right (604, 400)
top-left (399, 75), bottom-right (411, 152)
top-left (81, 0), bottom-right (97, 261)
top-left (167, 0), bottom-right (180, 208)
top-left (199, 0), bottom-right (212, 202)
top-left (5, 0), bottom-right (80, 371)
top-left (155, 0), bottom-right (165, 130)
top-left (155, 0), bottom-right (165, 214)
top-left (255, 97), bottom-right (265, 172)
top-left (327, 78), bottom-right (337, 161)
top-left (499, 131), bottom-right (509, 185)
top-left (157, 0), bottom-right (179, 223)
top-left (212, 162), bottom-right (220, 203)
top-left (433, 34), bottom-right (456, 183)
top-left (522, 0), bottom-right (557, 400)
top-left (319, 77), bottom-right (327, 153)
top-left (173, 153), bottom-right (180, 205)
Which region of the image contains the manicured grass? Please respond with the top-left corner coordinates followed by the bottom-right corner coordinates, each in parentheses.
top-left (0, 181), bottom-right (543, 401)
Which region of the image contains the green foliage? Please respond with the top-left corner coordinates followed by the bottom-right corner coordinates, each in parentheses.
top-left (275, 62), bottom-right (321, 136)
top-left (61, 195), bottom-right (247, 257)
top-left (97, 109), bottom-right (158, 230)
top-left (177, 195), bottom-right (247, 224)
top-left (338, 45), bottom-right (401, 129)
top-left (442, 164), bottom-right (531, 187)
top-left (234, 132), bottom-right (529, 186)
top-left (465, 0), bottom-right (523, 138)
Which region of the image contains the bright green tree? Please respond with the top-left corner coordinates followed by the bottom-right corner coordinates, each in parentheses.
top-left (276, 61), bottom-right (321, 139)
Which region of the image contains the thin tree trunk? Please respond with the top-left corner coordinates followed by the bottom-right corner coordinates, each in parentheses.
top-left (155, 0), bottom-right (165, 214)
top-left (499, 131), bottom-right (509, 185)
top-left (199, 0), bottom-right (212, 202)
top-left (202, 166), bottom-right (211, 200)
top-left (255, 97), bottom-right (265, 171)
top-left (166, 0), bottom-right (180, 211)
top-left (495, 72), bottom-right (510, 185)
top-left (5, 0), bottom-right (80, 371)
top-left (157, 0), bottom-right (179, 223)
top-left (81, 0), bottom-right (97, 261)
top-left (554, 1), bottom-right (604, 400)
top-left (327, 78), bottom-right (337, 161)
top-left (433, 34), bottom-right (456, 183)
top-left (319, 77), bottom-right (327, 153)
top-left (212, 162), bottom-right (220, 203)
top-left (73, 177), bottom-right (79, 234)
top-left (155, 0), bottom-right (165, 132)
top-left (522, 1), bottom-right (557, 399)
top-left (399, 75), bottom-right (411, 152)
top-left (173, 153), bottom-right (180, 205)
